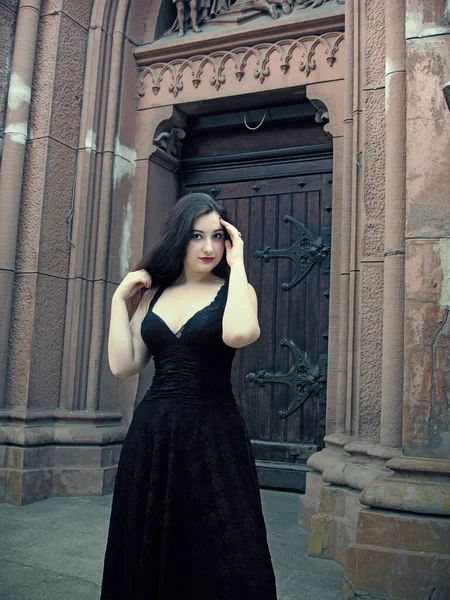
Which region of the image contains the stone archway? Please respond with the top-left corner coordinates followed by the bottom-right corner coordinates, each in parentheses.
top-left (69, 1), bottom-right (348, 440)
top-left (0, 0), bottom-right (348, 505)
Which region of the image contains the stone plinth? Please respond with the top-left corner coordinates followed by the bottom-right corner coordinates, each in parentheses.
top-left (0, 411), bottom-right (126, 505)
top-left (343, 508), bottom-right (450, 600)
top-left (307, 483), bottom-right (362, 567)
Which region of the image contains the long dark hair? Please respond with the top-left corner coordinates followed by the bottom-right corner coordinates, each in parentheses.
top-left (127, 193), bottom-right (231, 317)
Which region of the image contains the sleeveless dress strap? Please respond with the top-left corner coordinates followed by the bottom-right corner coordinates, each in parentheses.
top-left (149, 279), bottom-right (228, 314)
top-left (149, 285), bottom-right (166, 311)
top-left (217, 279), bottom-right (229, 308)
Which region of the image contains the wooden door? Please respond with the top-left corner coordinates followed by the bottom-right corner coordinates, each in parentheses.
top-left (181, 155), bottom-right (332, 490)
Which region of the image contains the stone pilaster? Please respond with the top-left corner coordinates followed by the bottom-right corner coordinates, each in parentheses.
top-left (343, 1), bottom-right (450, 597)
top-left (0, 0), bottom-right (130, 505)
top-left (299, 0), bottom-right (390, 564)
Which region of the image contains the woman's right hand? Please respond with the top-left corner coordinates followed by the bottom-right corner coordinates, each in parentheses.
top-left (114, 269), bottom-right (152, 300)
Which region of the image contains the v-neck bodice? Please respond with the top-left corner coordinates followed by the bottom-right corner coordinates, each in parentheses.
top-left (148, 281), bottom-right (228, 339)
top-left (140, 280), bottom-right (235, 405)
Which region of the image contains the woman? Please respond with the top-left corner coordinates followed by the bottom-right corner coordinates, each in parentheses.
top-left (101, 193), bottom-right (277, 600)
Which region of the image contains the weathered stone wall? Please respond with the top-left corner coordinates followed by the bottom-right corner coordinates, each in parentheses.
top-left (403, 0), bottom-right (450, 458)
top-left (343, 2), bottom-right (450, 598)
top-left (0, 0), bottom-right (19, 164)
top-left (302, 2), bottom-right (450, 598)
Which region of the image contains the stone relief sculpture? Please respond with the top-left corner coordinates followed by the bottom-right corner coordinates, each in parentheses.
top-left (174, 0), bottom-right (211, 37)
top-left (252, 0), bottom-right (337, 20)
top-left (167, 0), bottom-right (337, 37)
top-left (210, 0), bottom-right (231, 17)
top-left (296, 0), bottom-right (332, 7)
top-left (253, 0), bottom-right (292, 20)
top-left (257, 0), bottom-right (336, 19)
top-left (154, 127), bottom-right (187, 158)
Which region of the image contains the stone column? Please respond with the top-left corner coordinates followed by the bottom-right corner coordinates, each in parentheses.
top-left (300, 0), bottom-right (356, 492)
top-left (335, 0), bottom-right (354, 439)
top-left (364, 0), bottom-right (406, 473)
top-left (298, 2), bottom-right (364, 559)
top-left (0, 0), bottom-right (42, 407)
top-left (0, 0), bottom-right (130, 505)
top-left (378, 0), bottom-right (406, 453)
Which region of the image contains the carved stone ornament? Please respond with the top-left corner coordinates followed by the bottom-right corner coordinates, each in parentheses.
top-left (138, 32), bottom-right (344, 98)
top-left (296, 0), bottom-right (333, 8)
top-left (154, 126), bottom-right (186, 158)
top-left (252, 0), bottom-right (344, 20)
top-left (315, 107), bottom-right (329, 123)
top-left (246, 339), bottom-right (327, 418)
top-left (254, 214), bottom-right (331, 291)
top-left (165, 0), bottom-right (344, 36)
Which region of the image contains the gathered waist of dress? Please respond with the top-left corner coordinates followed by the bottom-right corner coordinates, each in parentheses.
top-left (143, 381), bottom-right (236, 407)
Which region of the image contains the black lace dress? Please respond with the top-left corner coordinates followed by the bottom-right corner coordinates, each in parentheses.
top-left (101, 281), bottom-right (277, 600)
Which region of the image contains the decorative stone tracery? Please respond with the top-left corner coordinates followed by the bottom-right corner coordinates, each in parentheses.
top-left (138, 32), bottom-right (344, 98)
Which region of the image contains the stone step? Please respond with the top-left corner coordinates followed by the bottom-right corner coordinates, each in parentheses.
top-left (256, 459), bottom-right (311, 491)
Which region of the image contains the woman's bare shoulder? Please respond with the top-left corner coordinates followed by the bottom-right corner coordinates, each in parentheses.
top-left (141, 286), bottom-right (158, 309)
top-left (131, 286), bottom-right (159, 324)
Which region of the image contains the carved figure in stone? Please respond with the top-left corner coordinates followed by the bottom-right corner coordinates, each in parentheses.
top-left (173, 0), bottom-right (211, 37)
top-left (210, 0), bottom-right (231, 18)
top-left (295, 0), bottom-right (331, 8)
top-left (154, 127), bottom-right (186, 158)
top-left (252, 0), bottom-right (292, 19)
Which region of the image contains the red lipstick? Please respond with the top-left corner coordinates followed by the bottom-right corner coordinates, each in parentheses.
top-left (200, 257), bottom-right (214, 263)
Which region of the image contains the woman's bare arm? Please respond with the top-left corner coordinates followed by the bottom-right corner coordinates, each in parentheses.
top-left (222, 264), bottom-right (260, 348)
top-left (108, 270), bottom-right (153, 378)
top-left (219, 218), bottom-right (260, 348)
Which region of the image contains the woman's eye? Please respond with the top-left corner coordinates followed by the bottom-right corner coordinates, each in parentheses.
top-left (192, 233), bottom-right (202, 240)
top-left (213, 233), bottom-right (223, 239)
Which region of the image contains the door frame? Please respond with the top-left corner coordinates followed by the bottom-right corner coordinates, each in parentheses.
top-left (131, 80), bottom-right (345, 473)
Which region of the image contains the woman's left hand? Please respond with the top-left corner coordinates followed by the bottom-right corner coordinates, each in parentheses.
top-left (220, 218), bottom-right (244, 268)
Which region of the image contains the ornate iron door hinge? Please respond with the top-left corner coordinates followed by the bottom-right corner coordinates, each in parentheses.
top-left (254, 215), bottom-right (330, 291)
top-left (246, 339), bottom-right (327, 418)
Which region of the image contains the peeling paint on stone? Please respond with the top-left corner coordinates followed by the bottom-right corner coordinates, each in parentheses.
top-left (385, 58), bottom-right (393, 77)
top-left (406, 9), bottom-right (450, 39)
top-left (85, 129), bottom-right (97, 152)
top-left (120, 198), bottom-right (133, 278)
top-left (438, 238), bottom-right (450, 308)
top-left (385, 58), bottom-right (394, 112)
top-left (113, 137), bottom-right (137, 188)
top-left (7, 73), bottom-right (31, 111)
top-left (4, 121), bottom-right (28, 144)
